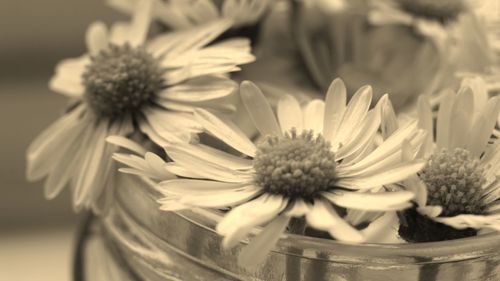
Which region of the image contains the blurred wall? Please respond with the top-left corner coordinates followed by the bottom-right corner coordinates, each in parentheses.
top-left (0, 0), bottom-right (123, 230)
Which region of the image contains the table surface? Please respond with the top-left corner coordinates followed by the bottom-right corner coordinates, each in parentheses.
top-left (0, 225), bottom-right (75, 281)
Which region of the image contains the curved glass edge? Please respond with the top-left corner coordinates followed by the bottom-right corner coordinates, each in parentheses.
top-left (120, 172), bottom-right (500, 265)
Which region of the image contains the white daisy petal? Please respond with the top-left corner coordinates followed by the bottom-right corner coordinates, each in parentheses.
top-left (339, 120), bottom-right (419, 175)
top-left (158, 75), bottom-right (237, 102)
top-left (306, 200), bottom-right (364, 242)
top-left (331, 85), bottom-right (372, 148)
top-left (482, 179), bottom-right (500, 205)
top-left (179, 186), bottom-right (261, 208)
top-left (487, 203), bottom-right (500, 215)
top-left (194, 108), bottom-right (257, 157)
top-left (157, 98), bottom-right (237, 114)
top-left (158, 179), bottom-right (249, 194)
top-left (323, 78), bottom-right (347, 140)
top-left (26, 106), bottom-right (85, 181)
top-left (322, 191), bottom-right (414, 211)
top-left (143, 108), bottom-right (201, 139)
top-left (416, 95), bottom-right (434, 154)
top-left (158, 198), bottom-right (190, 211)
top-left (118, 167), bottom-right (163, 180)
top-left (49, 56), bottom-right (88, 97)
top-left (109, 22), bottom-right (132, 45)
top-left (436, 90), bottom-right (455, 149)
top-left (113, 153), bottom-right (148, 171)
top-left (164, 163), bottom-right (205, 179)
top-left (217, 194), bottom-right (287, 236)
top-left (106, 135), bottom-right (148, 156)
top-left (164, 64), bottom-right (240, 86)
top-left (277, 95), bottom-right (303, 133)
top-left (461, 76), bottom-right (488, 111)
top-left (219, 195), bottom-right (287, 249)
top-left (240, 81), bottom-right (282, 137)
top-left (43, 121), bottom-right (89, 199)
top-left (336, 151), bottom-right (400, 178)
top-left (165, 145), bottom-right (253, 183)
top-left (380, 95), bottom-right (398, 139)
top-left (336, 103), bottom-right (381, 160)
top-left (336, 160), bottom-right (425, 190)
top-left (285, 199), bottom-right (312, 217)
top-left (147, 19), bottom-right (231, 57)
top-left (238, 215), bottom-right (290, 268)
top-left (138, 116), bottom-right (185, 147)
top-left (303, 100), bottom-right (325, 135)
top-left (91, 119), bottom-right (133, 214)
top-left (468, 96), bottom-right (500, 157)
top-left (72, 121), bottom-right (110, 208)
top-left (406, 175), bottom-right (429, 207)
top-left (418, 206), bottom-right (443, 218)
top-left (344, 208), bottom-right (382, 227)
top-left (172, 142), bottom-right (253, 170)
top-left (448, 86), bottom-right (474, 149)
top-left (144, 152), bottom-right (172, 180)
top-left (85, 21), bottom-right (109, 55)
top-left (484, 146), bottom-right (500, 180)
top-left (193, 39), bottom-right (255, 66)
top-left (435, 214), bottom-right (500, 232)
top-left (361, 212), bottom-right (402, 244)
top-left (126, 0), bottom-right (153, 46)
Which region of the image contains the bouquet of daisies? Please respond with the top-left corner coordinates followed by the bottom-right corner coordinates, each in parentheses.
top-left (26, 0), bottom-right (500, 271)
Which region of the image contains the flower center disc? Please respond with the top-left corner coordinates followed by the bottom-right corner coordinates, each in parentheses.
top-left (398, 0), bottom-right (466, 22)
top-left (419, 148), bottom-right (486, 216)
top-left (82, 44), bottom-right (165, 118)
top-left (253, 129), bottom-right (337, 199)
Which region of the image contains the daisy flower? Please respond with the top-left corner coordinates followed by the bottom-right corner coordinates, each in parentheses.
top-left (26, 0), bottom-right (254, 214)
top-left (156, 79), bottom-right (426, 267)
top-left (399, 77), bottom-right (500, 242)
top-left (107, 0), bottom-right (272, 30)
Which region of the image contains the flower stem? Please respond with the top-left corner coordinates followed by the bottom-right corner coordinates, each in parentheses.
top-left (285, 217), bottom-right (307, 281)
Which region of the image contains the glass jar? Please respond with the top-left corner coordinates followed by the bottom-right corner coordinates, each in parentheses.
top-left (81, 175), bottom-right (500, 281)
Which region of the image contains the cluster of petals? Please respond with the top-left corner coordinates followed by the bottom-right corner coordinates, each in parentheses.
top-left (408, 77), bottom-right (500, 232)
top-left (149, 79), bottom-right (426, 266)
top-left (26, 0), bottom-right (254, 213)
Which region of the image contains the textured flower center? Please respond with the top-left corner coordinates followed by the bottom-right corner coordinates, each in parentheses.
top-left (253, 129), bottom-right (337, 199)
top-left (82, 44), bottom-right (165, 118)
top-left (398, 0), bottom-right (466, 22)
top-left (419, 148), bottom-right (486, 217)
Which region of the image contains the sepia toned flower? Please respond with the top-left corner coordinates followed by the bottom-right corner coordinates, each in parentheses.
top-left (399, 77), bottom-right (500, 242)
top-left (26, 0), bottom-right (254, 213)
top-left (156, 79), bottom-right (425, 266)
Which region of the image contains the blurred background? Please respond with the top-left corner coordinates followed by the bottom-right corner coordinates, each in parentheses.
top-left (0, 1), bottom-right (122, 280)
